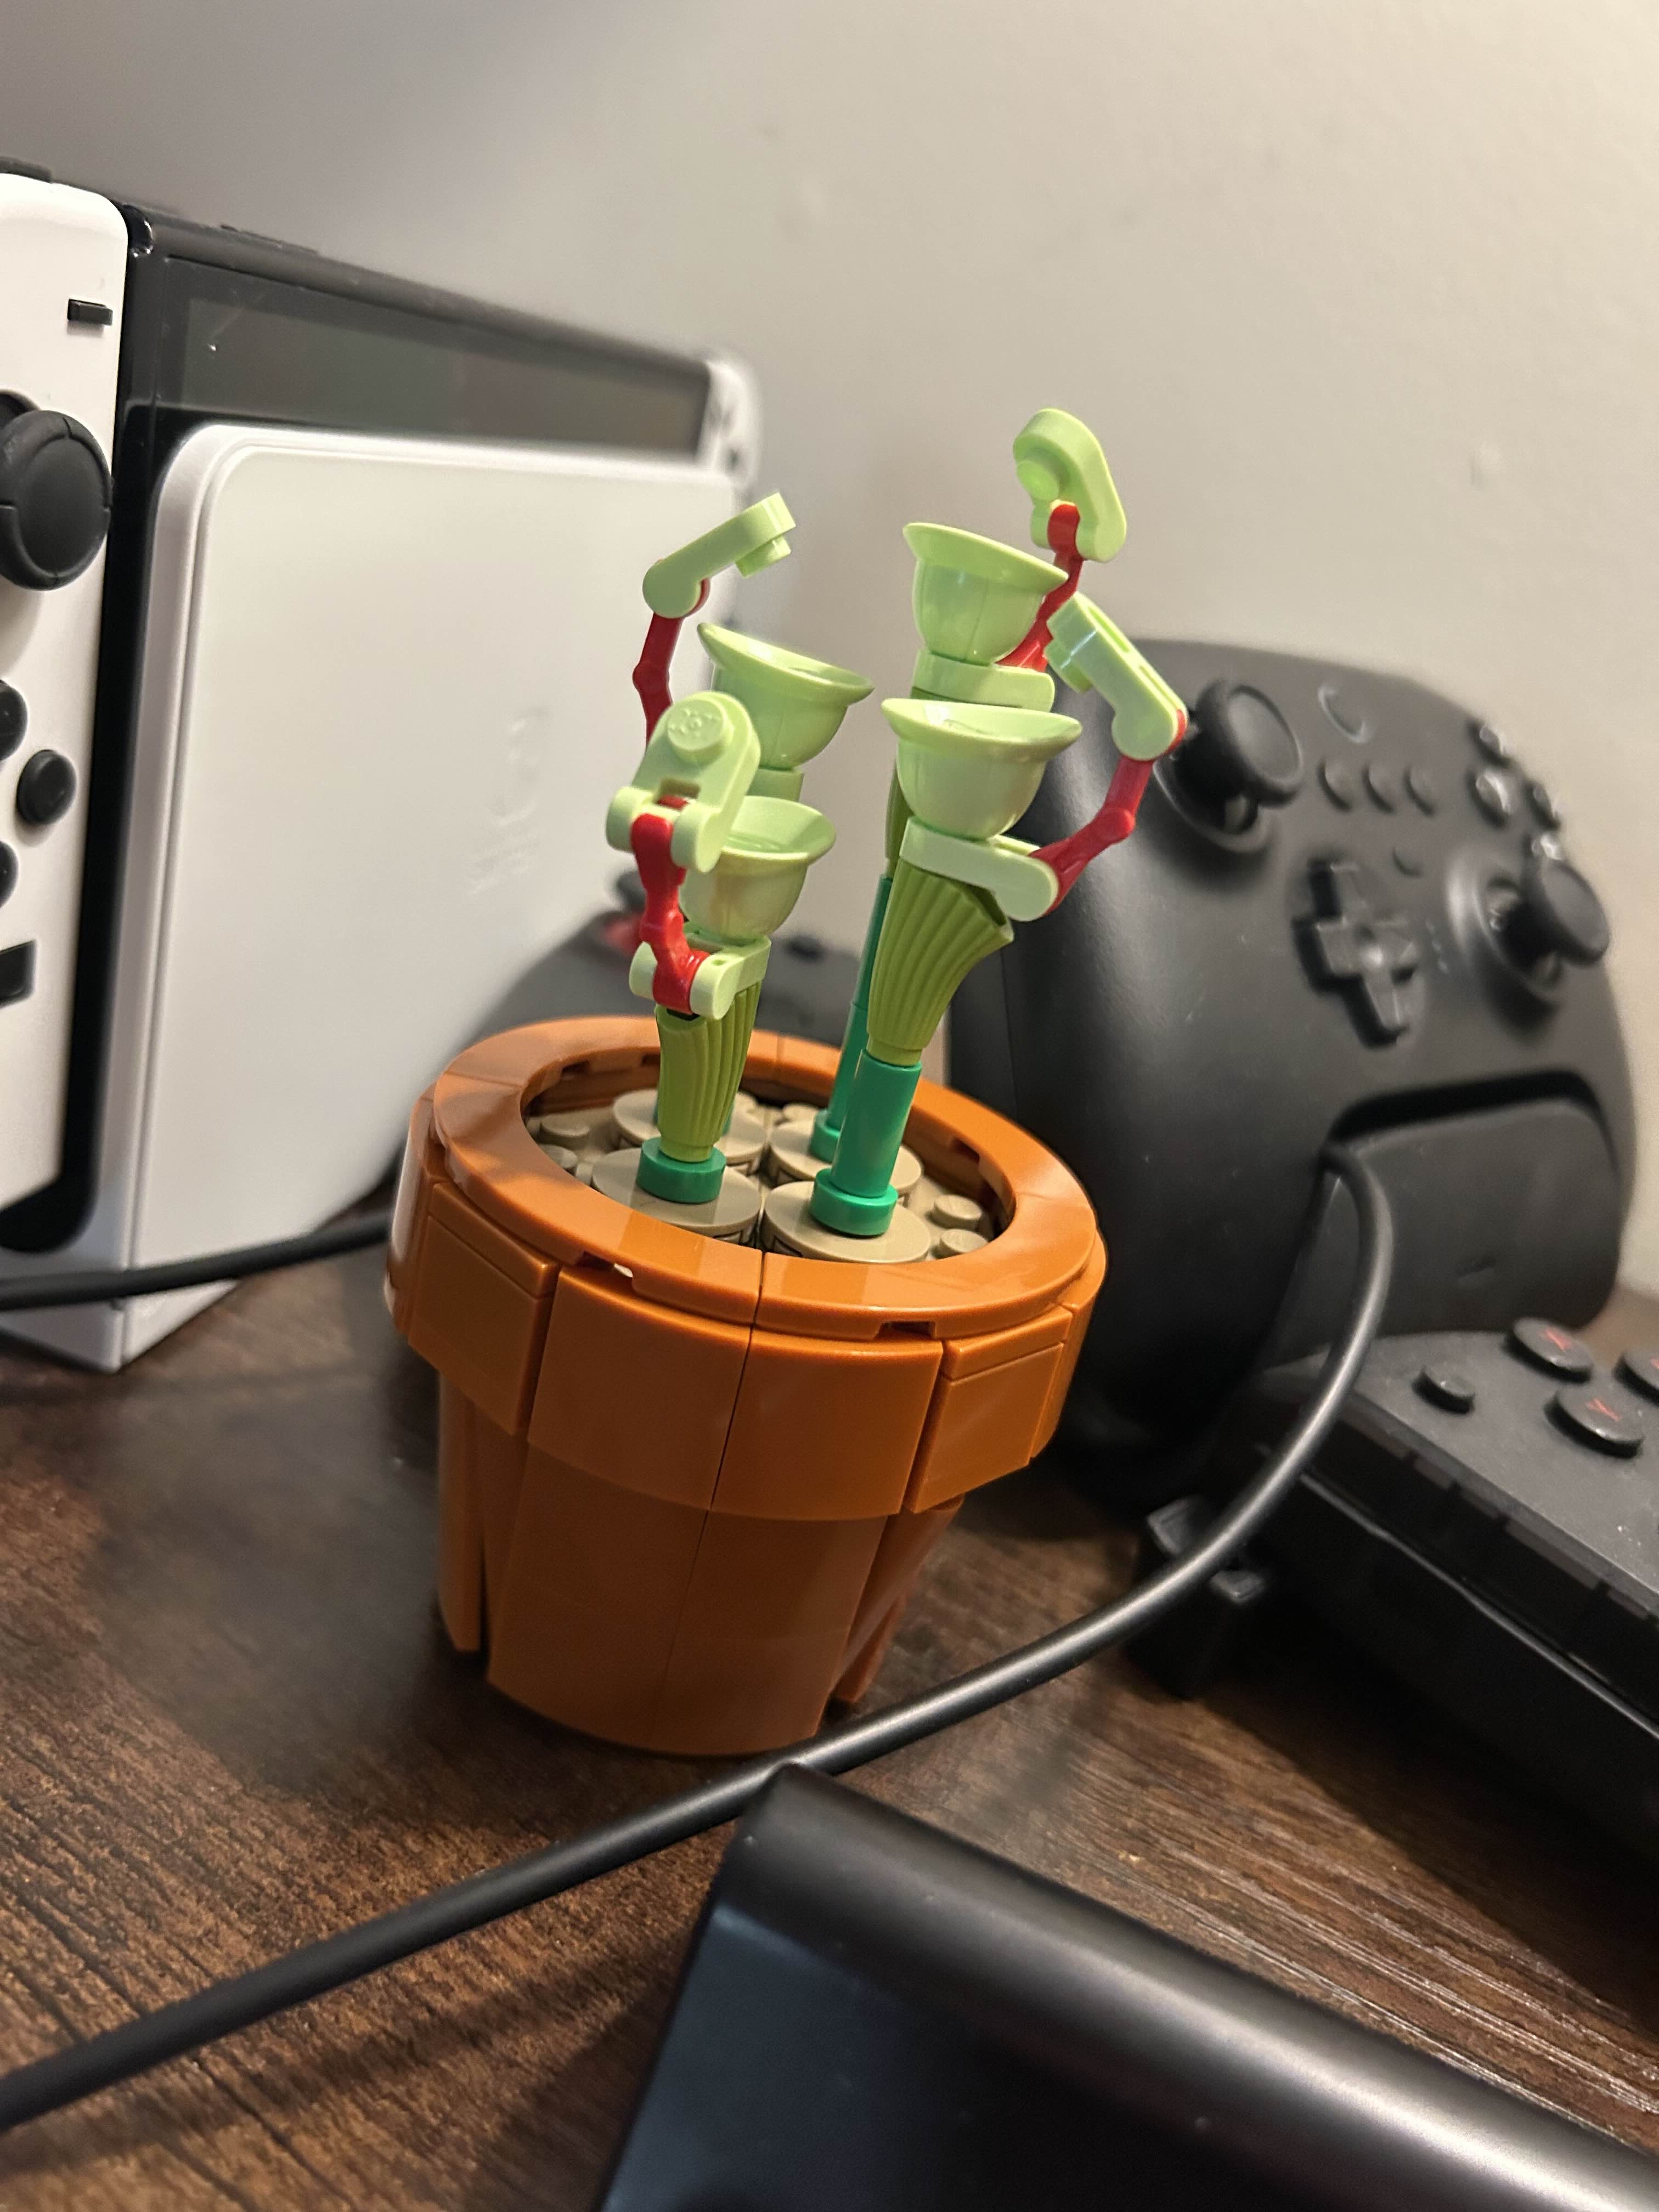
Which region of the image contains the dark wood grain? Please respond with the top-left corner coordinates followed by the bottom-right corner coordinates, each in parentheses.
top-left (2, 1255), bottom-right (1658, 2208)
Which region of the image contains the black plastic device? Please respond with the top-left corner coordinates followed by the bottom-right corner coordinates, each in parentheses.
top-left (949, 644), bottom-right (1633, 1495)
top-left (1218, 1322), bottom-right (1659, 1862)
top-left (599, 1768), bottom-right (1659, 2209)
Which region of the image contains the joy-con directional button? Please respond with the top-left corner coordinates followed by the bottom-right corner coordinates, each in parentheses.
top-left (15, 749), bottom-right (76, 827)
top-left (1471, 766), bottom-right (1517, 825)
top-left (0, 939), bottom-right (35, 1005)
top-left (0, 842), bottom-right (14, 907)
top-left (0, 681), bottom-right (24, 761)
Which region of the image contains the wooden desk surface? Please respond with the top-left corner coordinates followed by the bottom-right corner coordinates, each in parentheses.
top-left (1, 1256), bottom-right (1657, 2208)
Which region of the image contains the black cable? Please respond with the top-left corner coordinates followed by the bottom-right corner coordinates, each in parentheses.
top-left (0, 1209), bottom-right (393, 1313)
top-left (0, 1142), bottom-right (1391, 2132)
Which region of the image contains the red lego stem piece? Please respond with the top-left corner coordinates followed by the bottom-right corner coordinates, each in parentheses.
top-left (630, 580), bottom-right (710, 743)
top-left (1000, 503), bottom-right (1084, 671)
top-left (1032, 734), bottom-right (1183, 910)
top-left (629, 804), bottom-right (707, 1013)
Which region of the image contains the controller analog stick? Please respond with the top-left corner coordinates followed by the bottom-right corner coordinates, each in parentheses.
top-left (0, 395), bottom-right (113, 590)
top-left (1175, 680), bottom-right (1304, 822)
top-left (1496, 853), bottom-right (1610, 970)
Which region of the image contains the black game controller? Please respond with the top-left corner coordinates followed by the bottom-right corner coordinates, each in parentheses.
top-left (949, 644), bottom-right (1635, 1497)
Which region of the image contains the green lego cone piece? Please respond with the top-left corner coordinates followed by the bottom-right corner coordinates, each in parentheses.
top-left (681, 796), bottom-right (836, 946)
top-left (866, 858), bottom-right (1012, 1065)
top-left (653, 986), bottom-right (761, 1163)
top-left (809, 1049), bottom-right (923, 1237)
top-left (699, 623), bottom-right (872, 776)
top-left (903, 523), bottom-right (1063, 665)
top-left (883, 697), bottom-right (1080, 843)
top-left (1012, 408), bottom-right (1127, 564)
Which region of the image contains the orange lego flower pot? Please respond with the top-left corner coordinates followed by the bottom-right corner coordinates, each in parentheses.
top-left (388, 1016), bottom-right (1103, 1756)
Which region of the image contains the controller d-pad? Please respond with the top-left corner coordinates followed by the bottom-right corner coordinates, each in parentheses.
top-left (1304, 857), bottom-right (1421, 1042)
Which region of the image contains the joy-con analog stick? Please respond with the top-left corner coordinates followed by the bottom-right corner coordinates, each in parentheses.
top-left (0, 394), bottom-right (112, 590)
top-left (1492, 852), bottom-right (1610, 972)
top-left (1172, 680), bottom-right (1304, 825)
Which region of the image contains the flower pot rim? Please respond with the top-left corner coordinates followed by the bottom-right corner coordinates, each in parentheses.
top-left (420, 1016), bottom-right (1099, 1343)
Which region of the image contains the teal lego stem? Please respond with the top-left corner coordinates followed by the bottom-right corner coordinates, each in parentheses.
top-left (809, 1048), bottom-right (923, 1237)
top-left (636, 1136), bottom-right (726, 1204)
top-left (810, 867), bottom-right (893, 1162)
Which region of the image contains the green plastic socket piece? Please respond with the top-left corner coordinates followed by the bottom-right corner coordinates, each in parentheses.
top-left (642, 495), bottom-right (797, 619)
top-left (1012, 408), bottom-right (1127, 563)
top-left (911, 647), bottom-right (1056, 711)
top-left (1045, 594), bottom-right (1187, 760)
top-left (904, 523), bottom-right (1064, 666)
top-left (882, 697), bottom-right (1081, 844)
top-left (699, 624), bottom-right (872, 776)
top-left (606, 691), bottom-right (761, 873)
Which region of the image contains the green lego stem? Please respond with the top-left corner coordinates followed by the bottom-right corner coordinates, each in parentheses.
top-left (810, 868), bottom-right (892, 1162)
top-left (636, 1137), bottom-right (726, 1205)
top-left (653, 986), bottom-right (760, 1163)
top-left (809, 1048), bottom-right (922, 1238)
top-left (865, 858), bottom-right (1013, 1065)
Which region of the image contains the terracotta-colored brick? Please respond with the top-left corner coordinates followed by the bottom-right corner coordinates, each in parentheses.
top-left (1032, 1232), bottom-right (1107, 1455)
top-left (716, 1327), bottom-right (941, 1519)
top-left (436, 1381), bottom-right (482, 1652)
top-left (652, 1625), bottom-right (849, 1756)
top-left (507, 1453), bottom-right (707, 1624)
top-left (489, 1592), bottom-right (681, 1750)
top-left (675, 1511), bottom-right (885, 1641)
top-left (906, 1344), bottom-right (1064, 1513)
top-left (834, 1497), bottom-right (961, 1705)
top-left (529, 1268), bottom-right (750, 1508)
top-left (405, 1220), bottom-right (555, 1436)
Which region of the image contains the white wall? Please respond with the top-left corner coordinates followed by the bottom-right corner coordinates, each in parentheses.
top-left (5, 0), bottom-right (1658, 1284)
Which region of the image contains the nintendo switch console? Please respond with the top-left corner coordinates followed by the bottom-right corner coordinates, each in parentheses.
top-left (0, 166), bottom-right (757, 1365)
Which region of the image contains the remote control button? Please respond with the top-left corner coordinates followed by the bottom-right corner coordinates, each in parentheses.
top-left (1617, 1350), bottom-right (1659, 1404)
top-left (1550, 1384), bottom-right (1643, 1458)
top-left (1392, 845), bottom-right (1424, 877)
top-left (1364, 763), bottom-right (1400, 811)
top-left (0, 680), bottom-right (24, 760)
top-left (1508, 1317), bottom-right (1594, 1379)
top-left (1317, 682), bottom-right (1370, 741)
top-left (0, 403), bottom-right (113, 589)
top-left (1471, 766), bottom-right (1517, 824)
top-left (1525, 831), bottom-right (1565, 863)
top-left (1471, 719), bottom-right (1511, 762)
top-left (15, 748), bottom-right (76, 827)
top-left (0, 842), bottom-right (14, 907)
top-left (1417, 1364), bottom-right (1475, 1413)
top-left (1528, 779), bottom-right (1561, 829)
top-left (1405, 764), bottom-right (1438, 814)
top-left (1319, 759), bottom-right (1357, 809)
top-left (1304, 857), bottom-right (1421, 1043)
top-left (0, 938), bottom-right (35, 1005)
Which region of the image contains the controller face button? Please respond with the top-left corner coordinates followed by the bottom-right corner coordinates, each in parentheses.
top-left (15, 748), bottom-right (77, 828)
top-left (1528, 778), bottom-right (1561, 829)
top-left (1417, 1364), bottom-right (1476, 1413)
top-left (1363, 763), bottom-right (1400, 811)
top-left (1304, 857), bottom-right (1421, 1042)
top-left (1550, 1384), bottom-right (1644, 1458)
top-left (0, 938), bottom-right (35, 1005)
top-left (0, 841), bottom-right (14, 907)
top-left (1406, 764), bottom-right (1438, 814)
top-left (1392, 845), bottom-right (1424, 877)
top-left (1618, 1351), bottom-right (1659, 1405)
top-left (1471, 765), bottom-right (1517, 824)
top-left (1318, 681), bottom-right (1370, 742)
top-left (1319, 759), bottom-right (1357, 809)
top-left (1509, 1317), bottom-right (1594, 1380)
top-left (0, 679), bottom-right (25, 761)
top-left (1471, 719), bottom-right (1511, 762)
